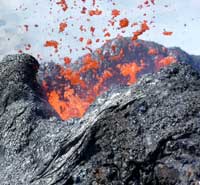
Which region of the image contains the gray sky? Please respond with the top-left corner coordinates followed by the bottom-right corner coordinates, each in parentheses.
top-left (0, 0), bottom-right (200, 63)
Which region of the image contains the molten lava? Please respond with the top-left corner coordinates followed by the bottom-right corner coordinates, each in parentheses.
top-left (163, 31), bottom-right (173, 36)
top-left (119, 18), bottom-right (129, 28)
top-left (148, 48), bottom-right (158, 55)
top-left (56, 0), bottom-right (68, 12)
top-left (43, 38), bottom-right (178, 120)
top-left (44, 41), bottom-right (59, 53)
top-left (38, 0), bottom-right (177, 120)
top-left (117, 60), bottom-right (145, 85)
top-left (112, 9), bottom-right (120, 18)
top-left (132, 21), bottom-right (150, 40)
top-left (47, 89), bottom-right (92, 120)
top-left (155, 56), bottom-right (176, 70)
top-left (89, 9), bottom-right (102, 16)
top-left (59, 22), bottom-right (68, 33)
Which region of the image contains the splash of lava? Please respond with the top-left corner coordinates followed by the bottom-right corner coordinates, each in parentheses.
top-left (33, 0), bottom-right (176, 120)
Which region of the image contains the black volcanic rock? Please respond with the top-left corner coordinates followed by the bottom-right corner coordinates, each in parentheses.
top-left (0, 54), bottom-right (56, 118)
top-left (0, 54), bottom-right (69, 184)
top-left (1, 53), bottom-right (200, 185)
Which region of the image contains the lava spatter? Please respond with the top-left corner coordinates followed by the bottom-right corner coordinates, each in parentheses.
top-left (112, 9), bottom-right (120, 18)
top-left (56, 0), bottom-right (68, 11)
top-left (89, 9), bottom-right (102, 16)
top-left (163, 31), bottom-right (173, 36)
top-left (35, 0), bottom-right (177, 120)
top-left (64, 56), bottom-right (71, 64)
top-left (132, 21), bottom-right (150, 40)
top-left (155, 56), bottom-right (176, 70)
top-left (119, 18), bottom-right (129, 28)
top-left (148, 48), bottom-right (158, 55)
top-left (44, 40), bottom-right (59, 53)
top-left (59, 22), bottom-right (68, 33)
top-left (117, 60), bottom-right (145, 85)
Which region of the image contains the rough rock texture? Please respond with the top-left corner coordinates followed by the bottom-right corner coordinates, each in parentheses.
top-left (0, 54), bottom-right (72, 185)
top-left (1, 54), bottom-right (200, 185)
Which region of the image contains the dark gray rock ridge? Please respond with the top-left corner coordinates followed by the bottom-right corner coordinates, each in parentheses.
top-left (0, 54), bottom-right (200, 185)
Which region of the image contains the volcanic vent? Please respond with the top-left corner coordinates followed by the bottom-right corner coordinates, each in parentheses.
top-left (39, 38), bottom-right (198, 120)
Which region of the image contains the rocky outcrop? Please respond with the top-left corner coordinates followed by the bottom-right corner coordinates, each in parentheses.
top-left (0, 54), bottom-right (69, 184)
top-left (0, 54), bottom-right (200, 184)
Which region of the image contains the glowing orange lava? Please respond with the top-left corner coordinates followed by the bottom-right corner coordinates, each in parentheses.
top-left (117, 60), bottom-right (145, 85)
top-left (56, 0), bottom-right (68, 11)
top-left (38, 0), bottom-right (176, 120)
top-left (44, 49), bottom-right (176, 120)
top-left (163, 31), bottom-right (173, 36)
top-left (64, 57), bottom-right (71, 64)
top-left (89, 9), bottom-right (102, 16)
top-left (155, 56), bottom-right (176, 70)
top-left (112, 9), bottom-right (120, 18)
top-left (119, 18), bottom-right (129, 28)
top-left (59, 22), bottom-right (68, 33)
top-left (148, 48), bottom-right (158, 55)
top-left (44, 40), bottom-right (59, 53)
top-left (47, 89), bottom-right (92, 120)
top-left (132, 21), bottom-right (150, 40)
